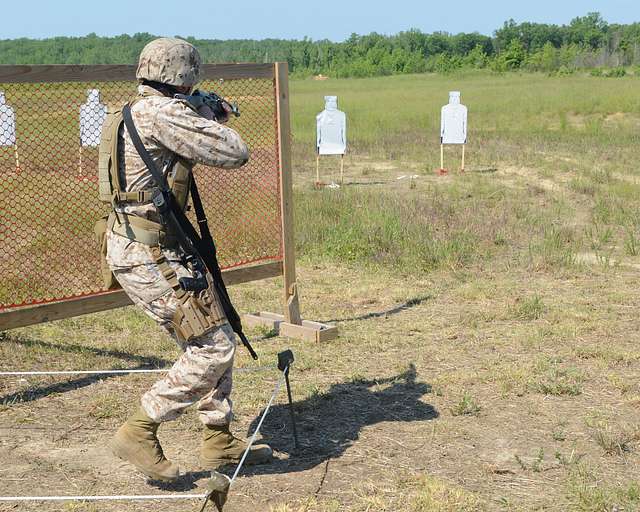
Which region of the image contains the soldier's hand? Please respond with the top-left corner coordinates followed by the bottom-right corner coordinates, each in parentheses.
top-left (218, 102), bottom-right (234, 124)
top-left (197, 104), bottom-right (217, 121)
top-left (197, 104), bottom-right (230, 124)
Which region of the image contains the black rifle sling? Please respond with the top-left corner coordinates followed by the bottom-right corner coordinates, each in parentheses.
top-left (122, 104), bottom-right (169, 194)
top-left (121, 104), bottom-right (257, 360)
top-left (189, 178), bottom-right (241, 324)
top-left (122, 105), bottom-right (202, 252)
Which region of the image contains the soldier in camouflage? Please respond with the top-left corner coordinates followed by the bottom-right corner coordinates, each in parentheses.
top-left (108, 37), bottom-right (272, 482)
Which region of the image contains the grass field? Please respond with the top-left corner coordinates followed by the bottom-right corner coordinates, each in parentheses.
top-left (2, 70), bottom-right (640, 511)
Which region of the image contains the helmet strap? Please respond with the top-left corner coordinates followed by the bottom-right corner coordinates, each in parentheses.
top-left (141, 80), bottom-right (183, 98)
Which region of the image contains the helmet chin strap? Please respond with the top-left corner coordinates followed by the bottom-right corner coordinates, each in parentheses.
top-left (140, 80), bottom-right (186, 97)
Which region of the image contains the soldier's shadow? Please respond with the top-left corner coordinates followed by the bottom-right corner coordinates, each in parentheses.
top-left (239, 364), bottom-right (437, 477)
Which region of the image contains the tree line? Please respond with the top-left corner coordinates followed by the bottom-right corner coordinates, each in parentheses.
top-left (1, 13), bottom-right (638, 77)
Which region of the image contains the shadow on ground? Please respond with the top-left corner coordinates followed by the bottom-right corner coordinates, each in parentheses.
top-left (239, 364), bottom-right (437, 477)
top-left (323, 295), bottom-right (431, 324)
top-left (0, 334), bottom-right (171, 405)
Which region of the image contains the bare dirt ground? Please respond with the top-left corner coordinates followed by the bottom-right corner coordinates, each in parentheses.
top-left (2, 160), bottom-right (640, 511)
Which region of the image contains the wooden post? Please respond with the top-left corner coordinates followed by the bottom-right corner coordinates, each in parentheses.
top-left (461, 144), bottom-right (466, 172)
top-left (275, 62), bottom-right (302, 325)
top-left (340, 155), bottom-right (344, 185)
top-left (78, 146), bottom-right (83, 175)
top-left (14, 143), bottom-right (19, 172)
top-left (438, 143), bottom-right (447, 175)
top-left (316, 154), bottom-right (320, 185)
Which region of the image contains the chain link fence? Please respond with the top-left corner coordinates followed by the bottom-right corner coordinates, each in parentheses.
top-left (0, 65), bottom-right (283, 312)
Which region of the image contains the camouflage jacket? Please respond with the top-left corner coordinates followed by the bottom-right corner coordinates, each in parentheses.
top-left (106, 85), bottom-right (249, 268)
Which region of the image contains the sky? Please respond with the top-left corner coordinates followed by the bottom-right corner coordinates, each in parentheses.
top-left (2, 0), bottom-right (638, 41)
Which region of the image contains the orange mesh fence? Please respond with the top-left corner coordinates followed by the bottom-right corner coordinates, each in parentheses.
top-left (0, 66), bottom-right (283, 311)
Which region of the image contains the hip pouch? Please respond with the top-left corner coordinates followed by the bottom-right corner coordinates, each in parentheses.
top-left (94, 215), bottom-right (121, 290)
top-left (171, 280), bottom-right (227, 344)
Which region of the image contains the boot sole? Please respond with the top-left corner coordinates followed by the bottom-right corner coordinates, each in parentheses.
top-left (111, 436), bottom-right (179, 482)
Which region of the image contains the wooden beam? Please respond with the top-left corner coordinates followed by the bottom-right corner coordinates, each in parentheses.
top-left (275, 62), bottom-right (302, 325)
top-left (201, 63), bottom-right (274, 80)
top-left (244, 312), bottom-right (338, 343)
top-left (0, 261), bottom-right (282, 331)
top-left (0, 63), bottom-right (274, 84)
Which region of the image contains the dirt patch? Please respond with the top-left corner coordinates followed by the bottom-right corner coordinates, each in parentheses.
top-left (2, 261), bottom-right (640, 510)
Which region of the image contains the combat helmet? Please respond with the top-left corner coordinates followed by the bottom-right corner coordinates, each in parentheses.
top-left (136, 37), bottom-right (201, 88)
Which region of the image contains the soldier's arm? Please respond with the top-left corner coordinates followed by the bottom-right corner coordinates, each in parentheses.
top-left (152, 100), bottom-right (249, 169)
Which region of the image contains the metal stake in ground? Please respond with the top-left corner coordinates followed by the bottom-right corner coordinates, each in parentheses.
top-left (278, 349), bottom-right (300, 450)
top-left (200, 349), bottom-right (299, 511)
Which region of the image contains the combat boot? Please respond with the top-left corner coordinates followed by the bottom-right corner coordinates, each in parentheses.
top-left (111, 407), bottom-right (180, 482)
top-left (200, 424), bottom-right (273, 470)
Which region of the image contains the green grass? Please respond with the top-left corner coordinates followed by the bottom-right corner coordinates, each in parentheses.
top-left (290, 71), bottom-right (640, 284)
top-left (450, 392), bottom-right (481, 417)
top-left (290, 71), bottom-right (640, 166)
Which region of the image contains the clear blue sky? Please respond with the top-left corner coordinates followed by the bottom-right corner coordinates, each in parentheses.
top-left (3, 0), bottom-right (638, 41)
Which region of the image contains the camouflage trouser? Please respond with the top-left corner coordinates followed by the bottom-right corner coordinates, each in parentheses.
top-left (112, 260), bottom-right (236, 427)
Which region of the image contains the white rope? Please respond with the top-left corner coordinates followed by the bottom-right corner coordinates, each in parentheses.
top-left (230, 365), bottom-right (287, 484)
top-left (0, 365), bottom-right (276, 377)
top-left (0, 494), bottom-right (207, 502)
top-left (0, 369), bottom-right (167, 376)
top-left (0, 369), bottom-right (289, 505)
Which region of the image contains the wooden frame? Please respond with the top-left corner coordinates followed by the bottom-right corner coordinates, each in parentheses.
top-left (438, 143), bottom-right (466, 175)
top-left (0, 62), bottom-right (337, 341)
top-left (0, 63), bottom-right (275, 84)
top-left (246, 63), bottom-right (338, 342)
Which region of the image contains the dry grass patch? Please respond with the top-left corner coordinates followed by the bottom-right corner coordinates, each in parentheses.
top-left (566, 465), bottom-right (640, 511)
top-left (410, 475), bottom-right (485, 512)
top-left (490, 356), bottom-right (584, 397)
top-left (589, 422), bottom-right (640, 456)
top-left (450, 392), bottom-right (481, 417)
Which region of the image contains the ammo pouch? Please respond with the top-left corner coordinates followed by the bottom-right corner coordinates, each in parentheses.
top-left (172, 283), bottom-right (227, 344)
top-left (94, 215), bottom-right (121, 290)
top-left (148, 247), bottom-right (227, 344)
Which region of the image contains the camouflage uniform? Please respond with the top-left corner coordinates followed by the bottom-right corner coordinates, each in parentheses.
top-left (107, 84), bottom-right (249, 427)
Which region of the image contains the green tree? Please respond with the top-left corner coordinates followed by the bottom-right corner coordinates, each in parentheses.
top-left (494, 40), bottom-right (526, 71)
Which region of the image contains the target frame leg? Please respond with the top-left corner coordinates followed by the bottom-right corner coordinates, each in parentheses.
top-left (438, 144), bottom-right (447, 175)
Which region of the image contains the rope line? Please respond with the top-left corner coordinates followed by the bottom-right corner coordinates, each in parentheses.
top-left (0, 345), bottom-right (293, 508)
top-left (0, 365), bottom-right (291, 504)
top-left (0, 369), bottom-right (167, 376)
top-left (0, 494), bottom-right (208, 502)
top-left (230, 364), bottom-right (287, 484)
top-left (0, 365), bottom-right (276, 377)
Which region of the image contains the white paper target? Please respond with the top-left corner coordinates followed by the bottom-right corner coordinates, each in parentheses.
top-left (0, 92), bottom-right (17, 146)
top-left (80, 89), bottom-right (107, 147)
top-left (441, 91), bottom-right (468, 145)
top-left (316, 96), bottom-right (346, 155)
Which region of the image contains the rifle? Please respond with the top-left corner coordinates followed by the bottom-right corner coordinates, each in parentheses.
top-left (174, 90), bottom-right (240, 122)
top-left (122, 104), bottom-right (258, 360)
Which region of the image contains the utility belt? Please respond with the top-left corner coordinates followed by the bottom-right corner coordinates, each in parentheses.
top-left (108, 210), bottom-right (178, 249)
top-left (96, 209), bottom-right (228, 344)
